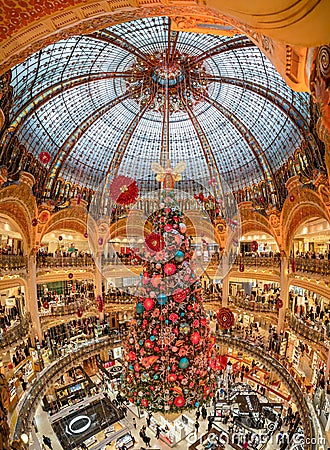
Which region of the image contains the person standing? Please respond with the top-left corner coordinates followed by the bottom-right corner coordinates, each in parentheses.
top-left (195, 420), bottom-right (200, 435)
top-left (201, 405), bottom-right (207, 420)
top-left (132, 417), bottom-right (136, 428)
top-left (42, 435), bottom-right (53, 450)
top-left (155, 425), bottom-right (161, 439)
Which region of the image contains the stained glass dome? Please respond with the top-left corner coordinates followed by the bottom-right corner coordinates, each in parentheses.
top-left (8, 16), bottom-right (311, 195)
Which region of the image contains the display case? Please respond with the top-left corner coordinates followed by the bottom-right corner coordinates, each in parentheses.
top-left (115, 432), bottom-right (134, 449)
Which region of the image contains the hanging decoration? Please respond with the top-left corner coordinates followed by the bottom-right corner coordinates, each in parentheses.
top-left (251, 240), bottom-right (258, 252)
top-left (122, 163), bottom-right (216, 413)
top-left (76, 193), bottom-right (82, 205)
top-left (68, 273), bottom-right (73, 279)
top-left (31, 218), bottom-right (38, 227)
top-left (58, 235), bottom-right (63, 241)
top-left (276, 299), bottom-right (284, 309)
top-left (110, 175), bottom-right (139, 206)
top-left (43, 301), bottom-right (49, 310)
top-left (216, 308), bottom-right (235, 329)
top-left (289, 195), bottom-right (295, 202)
top-left (292, 258), bottom-right (296, 273)
top-left (39, 151), bottom-right (51, 165)
top-left (97, 295), bottom-right (104, 313)
top-left (239, 263), bottom-right (245, 272)
top-left (84, 232), bottom-right (88, 238)
top-left (77, 306), bottom-right (83, 318)
top-left (98, 237), bottom-right (103, 246)
top-left (145, 232), bottom-right (165, 252)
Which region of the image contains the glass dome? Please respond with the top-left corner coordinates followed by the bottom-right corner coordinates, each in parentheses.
top-left (8, 16), bottom-right (311, 194)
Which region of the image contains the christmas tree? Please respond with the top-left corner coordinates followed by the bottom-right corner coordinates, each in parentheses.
top-left (122, 162), bottom-right (216, 413)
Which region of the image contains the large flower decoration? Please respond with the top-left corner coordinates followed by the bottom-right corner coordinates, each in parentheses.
top-left (110, 175), bottom-right (138, 206)
top-left (216, 307), bottom-right (235, 329)
top-left (145, 232), bottom-right (165, 252)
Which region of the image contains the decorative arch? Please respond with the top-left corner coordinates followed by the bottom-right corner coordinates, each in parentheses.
top-left (282, 192), bottom-right (330, 254)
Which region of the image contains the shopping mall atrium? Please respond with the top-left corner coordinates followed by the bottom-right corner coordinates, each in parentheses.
top-left (0, 2), bottom-right (329, 450)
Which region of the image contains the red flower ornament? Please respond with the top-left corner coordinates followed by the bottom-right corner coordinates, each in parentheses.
top-left (216, 308), bottom-right (235, 329)
top-left (145, 232), bottom-right (165, 252)
top-left (109, 175), bottom-right (138, 205)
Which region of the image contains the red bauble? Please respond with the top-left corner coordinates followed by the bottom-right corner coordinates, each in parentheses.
top-left (84, 232), bottom-right (88, 238)
top-left (76, 193), bottom-right (81, 205)
top-left (39, 151), bottom-right (51, 164)
top-left (276, 299), bottom-right (284, 309)
top-left (251, 241), bottom-right (258, 252)
top-left (32, 218), bottom-right (38, 227)
top-left (216, 308), bottom-right (235, 329)
top-left (68, 273), bottom-right (73, 279)
top-left (143, 298), bottom-right (155, 311)
top-left (128, 352), bottom-right (136, 361)
top-left (289, 195), bottom-right (295, 202)
top-left (134, 363), bottom-right (140, 371)
top-left (58, 235), bottom-right (63, 241)
top-left (110, 176), bottom-right (138, 205)
top-left (77, 307), bottom-right (83, 318)
top-left (144, 339), bottom-right (153, 349)
top-left (164, 263), bottom-right (176, 275)
top-left (145, 232), bottom-right (165, 252)
top-left (168, 373), bottom-right (177, 382)
top-left (239, 263), bottom-right (245, 272)
top-left (43, 301), bottom-right (49, 310)
top-left (141, 398), bottom-right (149, 407)
top-left (98, 237), bottom-right (103, 246)
top-left (174, 396), bottom-right (185, 407)
top-left (191, 332), bottom-right (201, 345)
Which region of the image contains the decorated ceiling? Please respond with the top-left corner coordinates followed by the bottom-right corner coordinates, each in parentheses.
top-left (8, 16), bottom-right (311, 194)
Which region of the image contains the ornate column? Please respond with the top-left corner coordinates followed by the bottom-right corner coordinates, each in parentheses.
top-left (95, 253), bottom-right (104, 321)
top-left (221, 273), bottom-right (230, 307)
top-left (277, 255), bottom-right (289, 334)
top-left (26, 254), bottom-right (42, 343)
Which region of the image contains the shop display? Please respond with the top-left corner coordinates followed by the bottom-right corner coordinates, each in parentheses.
top-left (115, 432), bottom-right (135, 449)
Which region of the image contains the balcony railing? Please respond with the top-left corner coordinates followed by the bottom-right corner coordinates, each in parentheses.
top-left (232, 256), bottom-right (281, 269)
top-left (36, 255), bottom-right (94, 269)
top-left (0, 254), bottom-right (27, 270)
top-left (289, 257), bottom-right (330, 276)
top-left (286, 311), bottom-right (326, 345)
top-left (0, 313), bottom-right (31, 349)
top-left (230, 295), bottom-right (279, 313)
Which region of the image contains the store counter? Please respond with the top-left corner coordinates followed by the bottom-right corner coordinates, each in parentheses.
top-left (149, 413), bottom-right (194, 447)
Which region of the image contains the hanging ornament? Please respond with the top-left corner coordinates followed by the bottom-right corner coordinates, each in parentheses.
top-left (43, 301), bottom-right (49, 310)
top-left (110, 175), bottom-right (139, 205)
top-left (239, 263), bottom-right (245, 272)
top-left (251, 241), bottom-right (258, 252)
top-left (39, 210), bottom-right (49, 224)
top-left (97, 295), bottom-right (104, 313)
top-left (98, 237), bottom-right (103, 246)
top-left (292, 258), bottom-right (296, 273)
top-left (289, 195), bottom-right (295, 202)
top-left (145, 232), bottom-right (165, 252)
top-left (77, 307), bottom-right (83, 318)
top-left (58, 235), bottom-right (63, 241)
top-left (258, 195), bottom-right (265, 203)
top-left (31, 218), bottom-right (38, 227)
top-left (276, 299), bottom-right (284, 309)
top-left (68, 273), bottom-right (73, 279)
top-left (84, 232), bottom-right (88, 238)
top-left (39, 151), bottom-right (51, 165)
top-left (216, 308), bottom-right (235, 329)
top-left (76, 193), bottom-right (82, 205)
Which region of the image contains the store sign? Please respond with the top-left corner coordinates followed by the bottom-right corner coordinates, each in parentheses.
top-left (5, 297), bottom-right (16, 307)
top-left (65, 415), bottom-right (91, 435)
